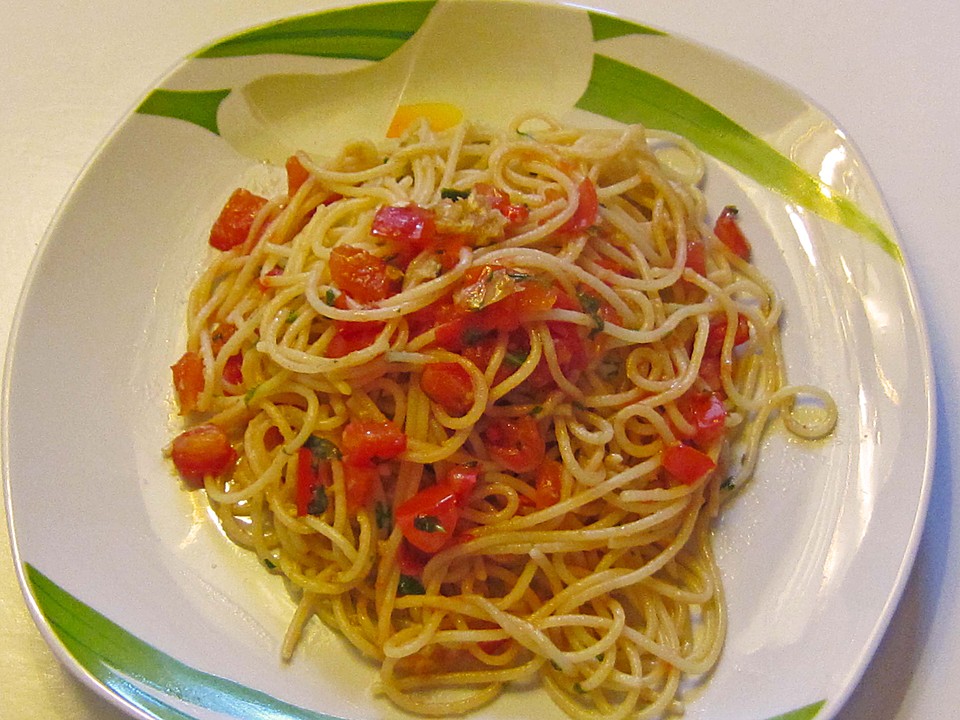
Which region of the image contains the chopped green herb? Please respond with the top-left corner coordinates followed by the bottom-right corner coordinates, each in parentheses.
top-left (286, 310), bottom-right (298, 323)
top-left (398, 574), bottom-right (425, 596)
top-left (304, 435), bottom-right (342, 460)
top-left (324, 288), bottom-right (337, 306)
top-left (244, 384), bottom-right (260, 405)
top-left (720, 477), bottom-right (736, 491)
top-left (461, 326), bottom-right (488, 346)
top-left (504, 350), bottom-right (529, 367)
top-left (441, 187), bottom-right (471, 201)
top-left (375, 501), bottom-right (392, 532)
top-left (516, 129), bottom-right (535, 140)
top-left (307, 485), bottom-right (328, 515)
top-left (505, 270), bottom-right (533, 282)
top-left (263, 558), bottom-right (277, 570)
top-left (550, 660), bottom-right (561, 671)
top-left (577, 289), bottom-right (605, 335)
top-left (530, 405), bottom-right (543, 416)
top-left (413, 514), bottom-right (445, 533)
top-left (572, 400), bottom-right (587, 411)
top-left (573, 682), bottom-right (586, 694)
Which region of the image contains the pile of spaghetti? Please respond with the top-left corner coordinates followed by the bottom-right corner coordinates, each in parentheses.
top-left (167, 115), bottom-right (835, 719)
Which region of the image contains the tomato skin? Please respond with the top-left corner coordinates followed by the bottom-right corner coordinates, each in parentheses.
top-left (474, 183), bottom-right (529, 225)
top-left (341, 420), bottom-right (407, 464)
top-left (483, 415), bottom-right (545, 474)
top-left (371, 205), bottom-right (437, 247)
top-left (686, 237), bottom-right (707, 276)
top-left (222, 352), bottom-right (243, 389)
top-left (677, 391), bottom-right (727, 445)
top-left (209, 188), bottom-right (269, 251)
top-left (396, 483), bottom-right (462, 554)
top-left (421, 362), bottom-right (474, 416)
top-left (171, 424), bottom-right (236, 484)
top-left (343, 460), bottom-right (379, 511)
top-left (479, 282), bottom-right (557, 333)
top-left (257, 266), bottom-right (283, 292)
top-left (714, 206), bottom-right (751, 259)
top-left (329, 245), bottom-right (395, 304)
top-left (534, 459), bottom-right (563, 508)
top-left (171, 351), bottom-right (204, 415)
top-left (443, 463), bottom-right (480, 502)
top-left (559, 178), bottom-right (598, 234)
top-left (662, 443), bottom-right (716, 485)
top-left (327, 320), bottom-right (385, 358)
top-left (705, 314), bottom-right (750, 355)
top-left (285, 155), bottom-right (310, 197)
top-left (397, 539), bottom-right (429, 576)
top-left (527, 321), bottom-right (588, 389)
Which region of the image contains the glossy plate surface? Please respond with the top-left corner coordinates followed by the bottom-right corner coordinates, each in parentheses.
top-left (3, 2), bottom-right (933, 719)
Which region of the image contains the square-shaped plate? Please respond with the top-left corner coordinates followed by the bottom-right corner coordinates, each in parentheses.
top-left (3, 2), bottom-right (933, 719)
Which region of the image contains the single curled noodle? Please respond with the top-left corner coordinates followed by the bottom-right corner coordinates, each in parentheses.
top-left (166, 115), bottom-right (836, 719)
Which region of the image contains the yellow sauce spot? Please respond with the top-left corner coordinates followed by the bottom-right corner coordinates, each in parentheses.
top-left (386, 102), bottom-right (464, 138)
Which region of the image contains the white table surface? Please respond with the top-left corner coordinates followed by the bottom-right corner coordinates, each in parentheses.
top-left (2, 1), bottom-right (957, 718)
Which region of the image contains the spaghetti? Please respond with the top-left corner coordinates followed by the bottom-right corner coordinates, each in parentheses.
top-left (167, 115), bottom-right (836, 719)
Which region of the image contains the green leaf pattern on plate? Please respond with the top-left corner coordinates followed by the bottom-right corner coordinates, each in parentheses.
top-left (134, 1), bottom-right (899, 262)
top-left (26, 558), bottom-right (826, 719)
top-left (25, 563), bottom-right (343, 720)
top-left (194, 1), bottom-right (435, 61)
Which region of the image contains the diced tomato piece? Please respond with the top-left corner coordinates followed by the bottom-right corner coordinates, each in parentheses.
top-left (343, 460), bottom-right (379, 511)
top-left (397, 539), bottom-right (430, 576)
top-left (371, 205), bottom-right (437, 247)
top-left (534, 459), bottom-right (563, 508)
top-left (479, 282), bottom-right (558, 333)
top-left (705, 314), bottom-right (750, 355)
top-left (285, 155), bottom-right (311, 198)
top-left (396, 483), bottom-right (463, 554)
top-left (662, 443), bottom-right (716, 485)
top-left (329, 245), bottom-right (396, 304)
top-left (257, 266), bottom-right (283, 292)
top-left (264, 426), bottom-right (284, 451)
top-left (210, 322), bottom-right (237, 355)
top-left (443, 463), bottom-right (480, 503)
top-left (677, 391), bottom-right (727, 445)
top-left (686, 237), bottom-right (707, 276)
top-left (558, 178), bottom-right (598, 234)
top-left (171, 351), bottom-right (204, 415)
top-left (431, 233), bottom-right (467, 270)
top-left (714, 206), bottom-right (751, 259)
top-left (474, 183), bottom-right (529, 225)
top-left (296, 447), bottom-right (319, 517)
top-left (527, 321), bottom-right (588, 389)
top-left (698, 355), bottom-right (724, 394)
top-left (171, 424), bottom-right (236, 484)
top-left (209, 188), bottom-right (269, 251)
top-left (341, 420), bottom-right (407, 464)
top-left (421, 362), bottom-right (475, 416)
top-left (482, 415), bottom-right (545, 474)
top-left (222, 352), bottom-right (243, 388)
top-left (326, 320), bottom-right (385, 358)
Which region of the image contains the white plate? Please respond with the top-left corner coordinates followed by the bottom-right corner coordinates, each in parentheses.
top-left (2, 2), bottom-right (934, 719)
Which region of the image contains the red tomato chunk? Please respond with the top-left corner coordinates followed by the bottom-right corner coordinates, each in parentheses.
top-left (171, 351), bottom-right (204, 415)
top-left (171, 424), bottom-right (237, 484)
top-left (209, 188), bottom-right (268, 251)
top-left (713, 206), bottom-right (751, 260)
top-left (421, 362), bottom-right (474, 415)
top-left (662, 443), bottom-right (716, 485)
top-left (341, 419), bottom-right (407, 465)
